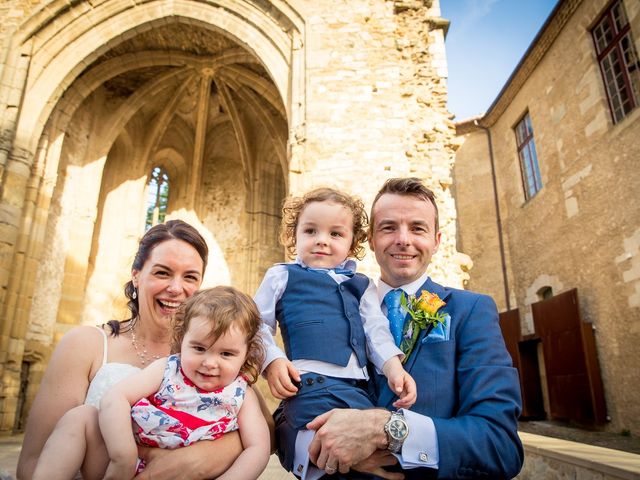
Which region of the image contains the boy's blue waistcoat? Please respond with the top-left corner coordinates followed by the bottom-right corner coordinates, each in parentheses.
top-left (275, 264), bottom-right (369, 367)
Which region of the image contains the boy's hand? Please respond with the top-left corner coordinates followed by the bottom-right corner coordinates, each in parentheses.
top-left (265, 358), bottom-right (301, 399)
top-left (382, 357), bottom-right (417, 408)
top-left (390, 371), bottom-right (417, 408)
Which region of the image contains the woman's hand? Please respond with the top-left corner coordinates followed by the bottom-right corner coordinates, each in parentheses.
top-left (136, 432), bottom-right (243, 480)
top-left (103, 459), bottom-right (136, 480)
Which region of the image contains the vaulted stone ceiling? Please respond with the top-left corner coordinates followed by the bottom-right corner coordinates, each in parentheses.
top-left (75, 21), bottom-right (288, 192)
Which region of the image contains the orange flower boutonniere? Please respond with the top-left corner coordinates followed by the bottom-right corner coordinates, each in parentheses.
top-left (399, 291), bottom-right (447, 360)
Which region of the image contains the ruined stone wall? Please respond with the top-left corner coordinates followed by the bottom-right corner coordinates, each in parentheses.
top-left (295, 0), bottom-right (463, 284)
top-left (393, 1), bottom-right (466, 286)
top-left (200, 123), bottom-right (249, 287)
top-left (454, 0), bottom-right (640, 433)
top-left (0, 0), bottom-right (459, 432)
top-left (0, 0), bottom-right (40, 80)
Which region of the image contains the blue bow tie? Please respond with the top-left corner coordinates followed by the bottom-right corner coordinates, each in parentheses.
top-left (308, 267), bottom-right (354, 277)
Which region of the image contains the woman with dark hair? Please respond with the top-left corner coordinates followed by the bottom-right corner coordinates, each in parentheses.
top-left (18, 220), bottom-right (259, 480)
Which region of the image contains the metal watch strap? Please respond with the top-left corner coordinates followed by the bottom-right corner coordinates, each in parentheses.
top-left (385, 411), bottom-right (409, 453)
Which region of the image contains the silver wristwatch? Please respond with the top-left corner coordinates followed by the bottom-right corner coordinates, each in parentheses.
top-left (384, 411), bottom-right (409, 453)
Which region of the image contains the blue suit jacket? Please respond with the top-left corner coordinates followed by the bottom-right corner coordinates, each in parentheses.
top-left (375, 278), bottom-right (524, 479)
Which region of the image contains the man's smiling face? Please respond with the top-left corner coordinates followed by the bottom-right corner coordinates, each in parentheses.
top-left (369, 193), bottom-right (441, 288)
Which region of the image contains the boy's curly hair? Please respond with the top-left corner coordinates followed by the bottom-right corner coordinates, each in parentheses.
top-left (280, 187), bottom-right (369, 260)
top-left (171, 286), bottom-right (264, 385)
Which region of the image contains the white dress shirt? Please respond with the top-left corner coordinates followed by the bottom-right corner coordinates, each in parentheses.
top-left (379, 271), bottom-right (440, 470)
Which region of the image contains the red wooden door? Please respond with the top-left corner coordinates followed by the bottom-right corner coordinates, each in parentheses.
top-left (499, 309), bottom-right (545, 419)
top-left (532, 289), bottom-right (606, 424)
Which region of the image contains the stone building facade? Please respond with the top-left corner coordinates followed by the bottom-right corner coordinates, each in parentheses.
top-left (454, 0), bottom-right (640, 434)
top-left (0, 0), bottom-right (463, 433)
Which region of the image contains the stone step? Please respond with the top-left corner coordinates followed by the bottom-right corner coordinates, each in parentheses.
top-left (518, 431), bottom-right (640, 480)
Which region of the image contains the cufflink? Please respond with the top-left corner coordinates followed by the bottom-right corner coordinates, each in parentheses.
top-left (419, 452), bottom-right (429, 462)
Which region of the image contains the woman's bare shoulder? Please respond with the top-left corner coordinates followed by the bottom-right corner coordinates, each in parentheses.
top-left (50, 325), bottom-right (110, 363)
top-left (60, 324), bottom-right (106, 342)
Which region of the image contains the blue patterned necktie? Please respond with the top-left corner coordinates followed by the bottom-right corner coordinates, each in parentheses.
top-left (384, 289), bottom-right (405, 347)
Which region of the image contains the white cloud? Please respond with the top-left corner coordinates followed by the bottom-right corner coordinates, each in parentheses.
top-left (455, 0), bottom-right (501, 34)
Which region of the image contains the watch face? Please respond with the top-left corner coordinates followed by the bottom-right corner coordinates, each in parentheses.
top-left (389, 419), bottom-right (408, 439)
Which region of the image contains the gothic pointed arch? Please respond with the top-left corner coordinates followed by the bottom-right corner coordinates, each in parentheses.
top-left (0, 3), bottom-right (298, 430)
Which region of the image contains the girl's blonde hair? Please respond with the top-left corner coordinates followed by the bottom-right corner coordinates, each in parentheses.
top-left (280, 187), bottom-right (368, 260)
top-left (171, 286), bottom-right (264, 384)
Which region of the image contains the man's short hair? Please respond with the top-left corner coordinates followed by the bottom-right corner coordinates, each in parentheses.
top-left (370, 177), bottom-right (439, 233)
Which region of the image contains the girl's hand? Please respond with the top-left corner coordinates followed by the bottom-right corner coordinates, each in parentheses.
top-left (265, 358), bottom-right (300, 399)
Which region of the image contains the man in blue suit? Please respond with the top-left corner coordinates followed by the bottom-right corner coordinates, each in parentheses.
top-left (307, 178), bottom-right (524, 479)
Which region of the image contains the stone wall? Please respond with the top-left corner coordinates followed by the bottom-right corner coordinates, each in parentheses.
top-left (0, 0), bottom-right (460, 432)
top-left (295, 0), bottom-right (465, 283)
top-left (454, 0), bottom-right (640, 434)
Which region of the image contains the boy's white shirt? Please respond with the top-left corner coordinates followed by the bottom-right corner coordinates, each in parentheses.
top-left (254, 257), bottom-right (402, 376)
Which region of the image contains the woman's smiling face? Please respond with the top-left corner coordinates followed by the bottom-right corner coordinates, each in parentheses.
top-left (132, 239), bottom-right (204, 326)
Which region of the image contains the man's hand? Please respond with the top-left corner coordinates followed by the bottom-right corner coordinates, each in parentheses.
top-left (265, 358), bottom-right (300, 399)
top-left (383, 357), bottom-right (417, 408)
top-left (307, 408), bottom-right (390, 474)
top-left (353, 450), bottom-right (405, 480)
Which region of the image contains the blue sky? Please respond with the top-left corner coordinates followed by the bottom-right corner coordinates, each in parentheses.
top-left (441, 0), bottom-right (559, 120)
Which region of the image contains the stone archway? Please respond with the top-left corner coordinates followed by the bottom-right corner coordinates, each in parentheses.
top-left (1, 0), bottom-right (461, 435)
top-left (0, 0), bottom-right (303, 433)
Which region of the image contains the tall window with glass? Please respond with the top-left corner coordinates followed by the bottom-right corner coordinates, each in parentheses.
top-left (145, 166), bottom-right (170, 230)
top-left (514, 113), bottom-right (542, 201)
top-left (592, 0), bottom-right (640, 124)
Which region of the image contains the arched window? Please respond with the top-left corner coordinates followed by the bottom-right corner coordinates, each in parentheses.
top-left (537, 286), bottom-right (553, 301)
top-left (145, 166), bottom-right (170, 230)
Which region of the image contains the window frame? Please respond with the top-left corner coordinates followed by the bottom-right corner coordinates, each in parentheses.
top-left (591, 0), bottom-right (640, 124)
top-left (145, 166), bottom-right (170, 230)
top-left (514, 112), bottom-right (543, 201)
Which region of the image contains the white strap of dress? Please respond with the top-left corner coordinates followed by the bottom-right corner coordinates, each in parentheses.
top-left (92, 325), bottom-right (108, 366)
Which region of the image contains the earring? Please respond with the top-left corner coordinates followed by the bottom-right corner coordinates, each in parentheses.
top-left (132, 288), bottom-right (137, 300)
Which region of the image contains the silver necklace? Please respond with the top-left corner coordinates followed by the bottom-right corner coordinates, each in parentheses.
top-left (131, 328), bottom-right (162, 366)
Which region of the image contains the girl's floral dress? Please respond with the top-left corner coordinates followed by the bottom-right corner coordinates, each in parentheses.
top-left (131, 354), bottom-right (247, 450)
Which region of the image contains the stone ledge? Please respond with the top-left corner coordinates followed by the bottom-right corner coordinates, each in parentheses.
top-left (519, 431), bottom-right (640, 480)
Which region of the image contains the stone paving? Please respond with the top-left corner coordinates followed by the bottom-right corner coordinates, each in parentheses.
top-left (0, 435), bottom-right (22, 480)
top-left (3, 431), bottom-right (639, 479)
top-left (0, 434), bottom-right (293, 480)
